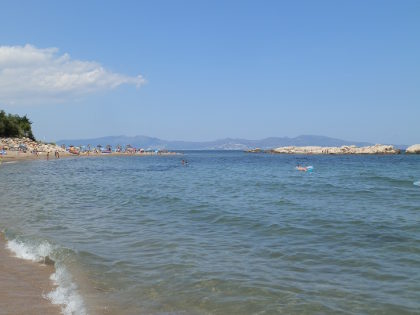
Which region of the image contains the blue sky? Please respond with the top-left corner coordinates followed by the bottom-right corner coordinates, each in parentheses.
top-left (0, 0), bottom-right (419, 144)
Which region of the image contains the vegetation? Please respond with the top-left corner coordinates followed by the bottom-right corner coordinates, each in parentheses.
top-left (0, 110), bottom-right (35, 140)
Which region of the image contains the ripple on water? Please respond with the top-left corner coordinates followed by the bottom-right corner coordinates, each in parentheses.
top-left (0, 153), bottom-right (419, 314)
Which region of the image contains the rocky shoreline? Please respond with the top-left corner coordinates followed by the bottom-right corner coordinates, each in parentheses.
top-left (0, 137), bottom-right (67, 154)
top-left (0, 137), bottom-right (68, 162)
top-left (0, 137), bottom-right (179, 163)
top-left (1, 137), bottom-right (419, 158)
top-left (247, 144), bottom-right (420, 155)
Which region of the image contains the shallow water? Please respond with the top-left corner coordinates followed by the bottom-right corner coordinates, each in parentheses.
top-left (1, 152), bottom-right (420, 314)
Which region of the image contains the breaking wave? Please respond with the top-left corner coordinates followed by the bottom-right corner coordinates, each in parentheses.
top-left (6, 237), bottom-right (87, 315)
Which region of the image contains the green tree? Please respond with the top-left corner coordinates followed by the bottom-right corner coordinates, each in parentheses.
top-left (0, 110), bottom-right (36, 140)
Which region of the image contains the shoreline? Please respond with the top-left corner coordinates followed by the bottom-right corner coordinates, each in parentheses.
top-left (0, 233), bottom-right (61, 315)
top-left (0, 150), bottom-right (181, 164)
top-left (0, 137), bottom-right (181, 165)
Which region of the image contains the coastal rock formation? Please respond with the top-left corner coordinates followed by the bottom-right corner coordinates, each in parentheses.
top-left (405, 144), bottom-right (420, 154)
top-left (0, 137), bottom-right (66, 153)
top-left (247, 148), bottom-right (262, 153)
top-left (270, 144), bottom-right (400, 155)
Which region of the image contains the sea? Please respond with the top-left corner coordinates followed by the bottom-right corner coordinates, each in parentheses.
top-left (0, 151), bottom-right (419, 315)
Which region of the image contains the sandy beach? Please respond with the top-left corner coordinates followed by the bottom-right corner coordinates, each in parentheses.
top-left (0, 151), bottom-right (114, 166)
top-left (0, 234), bottom-right (60, 315)
top-left (0, 150), bottom-right (179, 165)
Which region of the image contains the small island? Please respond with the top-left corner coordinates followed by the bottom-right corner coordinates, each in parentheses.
top-left (248, 144), bottom-right (402, 155)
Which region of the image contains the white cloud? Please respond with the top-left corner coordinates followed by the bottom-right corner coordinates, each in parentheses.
top-left (0, 44), bottom-right (145, 105)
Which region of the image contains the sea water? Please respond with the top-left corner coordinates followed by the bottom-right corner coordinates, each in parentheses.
top-left (0, 152), bottom-right (419, 315)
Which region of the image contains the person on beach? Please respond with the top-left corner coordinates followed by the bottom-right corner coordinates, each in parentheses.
top-left (47, 151), bottom-right (50, 160)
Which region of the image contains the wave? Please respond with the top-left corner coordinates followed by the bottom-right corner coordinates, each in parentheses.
top-left (5, 236), bottom-right (87, 315)
top-left (361, 174), bottom-right (414, 186)
top-left (6, 238), bottom-right (53, 261)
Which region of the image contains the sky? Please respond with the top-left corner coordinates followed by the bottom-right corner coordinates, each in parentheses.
top-left (0, 0), bottom-right (419, 144)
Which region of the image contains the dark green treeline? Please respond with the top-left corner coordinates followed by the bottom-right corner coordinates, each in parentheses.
top-left (0, 110), bottom-right (35, 140)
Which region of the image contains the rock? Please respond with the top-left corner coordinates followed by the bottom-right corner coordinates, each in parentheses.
top-left (270, 144), bottom-right (400, 155)
top-left (246, 148), bottom-right (262, 153)
top-left (39, 255), bottom-right (55, 266)
top-left (0, 137), bottom-right (67, 153)
top-left (406, 144), bottom-right (420, 154)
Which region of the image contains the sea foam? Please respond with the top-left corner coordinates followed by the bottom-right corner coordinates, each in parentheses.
top-left (6, 238), bottom-right (87, 315)
top-left (7, 239), bottom-right (53, 261)
top-left (47, 265), bottom-right (87, 315)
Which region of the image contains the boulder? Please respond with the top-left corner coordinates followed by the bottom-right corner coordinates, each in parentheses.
top-left (406, 144), bottom-right (420, 154)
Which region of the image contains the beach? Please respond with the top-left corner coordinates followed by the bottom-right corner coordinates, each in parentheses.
top-left (0, 137), bottom-right (179, 165)
top-left (1, 2), bottom-right (418, 313)
top-left (0, 234), bottom-right (60, 315)
top-left (0, 150), bottom-right (178, 164)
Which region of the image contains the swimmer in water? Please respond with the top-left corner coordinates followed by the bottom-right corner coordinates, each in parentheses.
top-left (296, 165), bottom-right (308, 172)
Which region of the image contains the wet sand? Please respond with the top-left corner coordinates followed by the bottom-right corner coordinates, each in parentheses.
top-left (0, 234), bottom-right (61, 315)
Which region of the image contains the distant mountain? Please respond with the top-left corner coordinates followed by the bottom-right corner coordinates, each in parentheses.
top-left (56, 135), bottom-right (379, 150)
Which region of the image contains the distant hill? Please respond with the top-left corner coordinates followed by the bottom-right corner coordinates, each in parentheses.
top-left (56, 135), bottom-right (380, 150)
